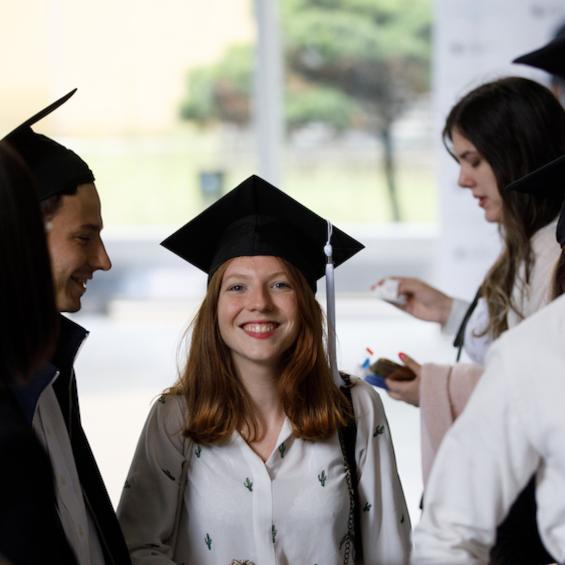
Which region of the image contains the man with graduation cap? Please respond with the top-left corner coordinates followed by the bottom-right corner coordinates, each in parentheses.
top-left (411, 150), bottom-right (565, 563)
top-left (3, 91), bottom-right (131, 565)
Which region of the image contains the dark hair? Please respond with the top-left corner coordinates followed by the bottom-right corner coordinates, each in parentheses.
top-left (40, 194), bottom-right (64, 220)
top-left (0, 142), bottom-right (58, 383)
top-left (443, 77), bottom-right (565, 337)
top-left (168, 257), bottom-right (351, 444)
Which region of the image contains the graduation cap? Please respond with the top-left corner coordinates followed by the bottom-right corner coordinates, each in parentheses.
top-left (161, 174), bottom-right (364, 292)
top-left (505, 154), bottom-right (565, 244)
top-left (513, 35), bottom-right (565, 80)
top-left (3, 89), bottom-right (94, 201)
top-left (162, 174), bottom-right (365, 386)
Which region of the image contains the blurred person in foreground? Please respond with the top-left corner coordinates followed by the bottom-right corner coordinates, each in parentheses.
top-left (0, 142), bottom-right (77, 563)
top-left (3, 90), bottom-right (131, 565)
top-left (412, 154), bottom-right (565, 564)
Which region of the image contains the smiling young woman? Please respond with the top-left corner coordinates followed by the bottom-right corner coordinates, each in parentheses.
top-left (118, 175), bottom-right (411, 565)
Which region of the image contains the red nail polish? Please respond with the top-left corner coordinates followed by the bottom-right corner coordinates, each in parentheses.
top-left (398, 352), bottom-right (406, 360)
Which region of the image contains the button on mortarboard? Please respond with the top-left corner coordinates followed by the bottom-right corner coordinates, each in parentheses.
top-left (161, 175), bottom-right (364, 292)
top-left (3, 89), bottom-right (94, 201)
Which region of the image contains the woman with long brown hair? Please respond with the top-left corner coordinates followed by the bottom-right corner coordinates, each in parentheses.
top-left (413, 137), bottom-right (565, 565)
top-left (379, 76), bottom-right (565, 370)
top-left (377, 77), bottom-right (565, 564)
top-left (118, 176), bottom-right (411, 564)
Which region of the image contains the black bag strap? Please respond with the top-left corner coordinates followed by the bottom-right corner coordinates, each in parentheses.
top-left (337, 373), bottom-right (363, 564)
top-left (452, 287), bottom-right (482, 361)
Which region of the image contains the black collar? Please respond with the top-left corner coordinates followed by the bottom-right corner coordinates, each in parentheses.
top-left (51, 314), bottom-right (89, 375)
top-left (12, 314), bottom-right (88, 423)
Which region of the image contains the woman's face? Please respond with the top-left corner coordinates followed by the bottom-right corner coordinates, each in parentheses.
top-left (217, 255), bottom-right (299, 375)
top-left (451, 128), bottom-right (503, 224)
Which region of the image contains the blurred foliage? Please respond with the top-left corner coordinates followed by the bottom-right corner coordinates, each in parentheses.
top-left (281, 0), bottom-right (431, 129)
top-left (178, 0), bottom-right (432, 220)
top-left (285, 81), bottom-right (358, 131)
top-left (86, 132), bottom-right (436, 227)
top-left (180, 0), bottom-right (431, 132)
top-left (180, 45), bottom-right (253, 126)
top-left (280, 0), bottom-right (432, 221)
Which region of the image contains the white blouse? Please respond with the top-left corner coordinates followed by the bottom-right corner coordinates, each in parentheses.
top-left (412, 294), bottom-right (565, 564)
top-left (118, 380), bottom-right (411, 565)
top-left (444, 220), bottom-right (559, 365)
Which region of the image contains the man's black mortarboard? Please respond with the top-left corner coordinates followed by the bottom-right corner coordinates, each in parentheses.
top-left (161, 174), bottom-right (364, 292)
top-left (513, 35), bottom-right (565, 80)
top-left (3, 89), bottom-right (94, 201)
top-left (506, 154), bottom-right (565, 245)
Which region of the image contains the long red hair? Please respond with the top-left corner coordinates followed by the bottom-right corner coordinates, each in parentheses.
top-left (168, 257), bottom-right (351, 444)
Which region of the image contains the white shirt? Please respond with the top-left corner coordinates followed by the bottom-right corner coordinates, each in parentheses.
top-left (118, 380), bottom-right (411, 564)
top-left (33, 381), bottom-right (105, 565)
top-left (443, 220), bottom-right (559, 365)
top-left (412, 293), bottom-right (565, 564)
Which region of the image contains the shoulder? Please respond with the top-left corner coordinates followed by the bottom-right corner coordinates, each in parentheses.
top-left (348, 378), bottom-right (387, 427)
top-left (496, 294), bottom-right (565, 350)
top-left (0, 390), bottom-right (34, 444)
top-left (143, 393), bottom-right (187, 454)
top-left (346, 380), bottom-right (396, 464)
top-left (530, 219), bottom-right (560, 266)
top-left (489, 295), bottom-right (565, 380)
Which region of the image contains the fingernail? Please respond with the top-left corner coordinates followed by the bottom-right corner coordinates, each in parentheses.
top-left (398, 352), bottom-right (406, 360)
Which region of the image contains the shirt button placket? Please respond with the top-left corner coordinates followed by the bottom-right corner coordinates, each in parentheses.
top-left (250, 459), bottom-right (276, 565)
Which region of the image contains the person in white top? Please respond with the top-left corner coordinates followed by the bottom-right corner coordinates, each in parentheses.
top-left (372, 77), bottom-right (565, 563)
top-left (118, 175), bottom-right (411, 565)
top-left (412, 290), bottom-right (565, 564)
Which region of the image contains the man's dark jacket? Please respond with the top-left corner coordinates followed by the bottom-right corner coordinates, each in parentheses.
top-left (16, 315), bottom-right (132, 565)
top-left (0, 382), bottom-right (78, 564)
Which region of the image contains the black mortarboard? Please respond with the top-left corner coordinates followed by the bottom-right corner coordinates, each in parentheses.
top-left (3, 89), bottom-right (94, 201)
top-left (161, 175), bottom-right (364, 292)
top-left (506, 154), bottom-right (565, 244)
top-left (513, 35), bottom-right (565, 80)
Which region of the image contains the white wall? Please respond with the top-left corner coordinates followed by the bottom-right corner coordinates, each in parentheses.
top-left (434, 0), bottom-right (565, 298)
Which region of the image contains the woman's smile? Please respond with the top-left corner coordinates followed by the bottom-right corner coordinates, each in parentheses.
top-left (240, 321), bottom-right (280, 339)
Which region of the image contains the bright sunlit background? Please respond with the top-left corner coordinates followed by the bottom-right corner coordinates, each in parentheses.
top-left (2, 0), bottom-right (565, 526)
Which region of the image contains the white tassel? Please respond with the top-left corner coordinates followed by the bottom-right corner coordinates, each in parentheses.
top-left (324, 221), bottom-right (343, 387)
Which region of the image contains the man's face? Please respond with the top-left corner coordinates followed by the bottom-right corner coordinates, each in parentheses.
top-left (46, 183), bottom-right (111, 313)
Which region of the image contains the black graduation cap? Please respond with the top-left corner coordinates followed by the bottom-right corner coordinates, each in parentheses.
top-left (3, 89), bottom-right (94, 201)
top-left (161, 174), bottom-right (364, 292)
top-left (513, 35), bottom-right (565, 80)
top-left (506, 154), bottom-right (565, 245)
